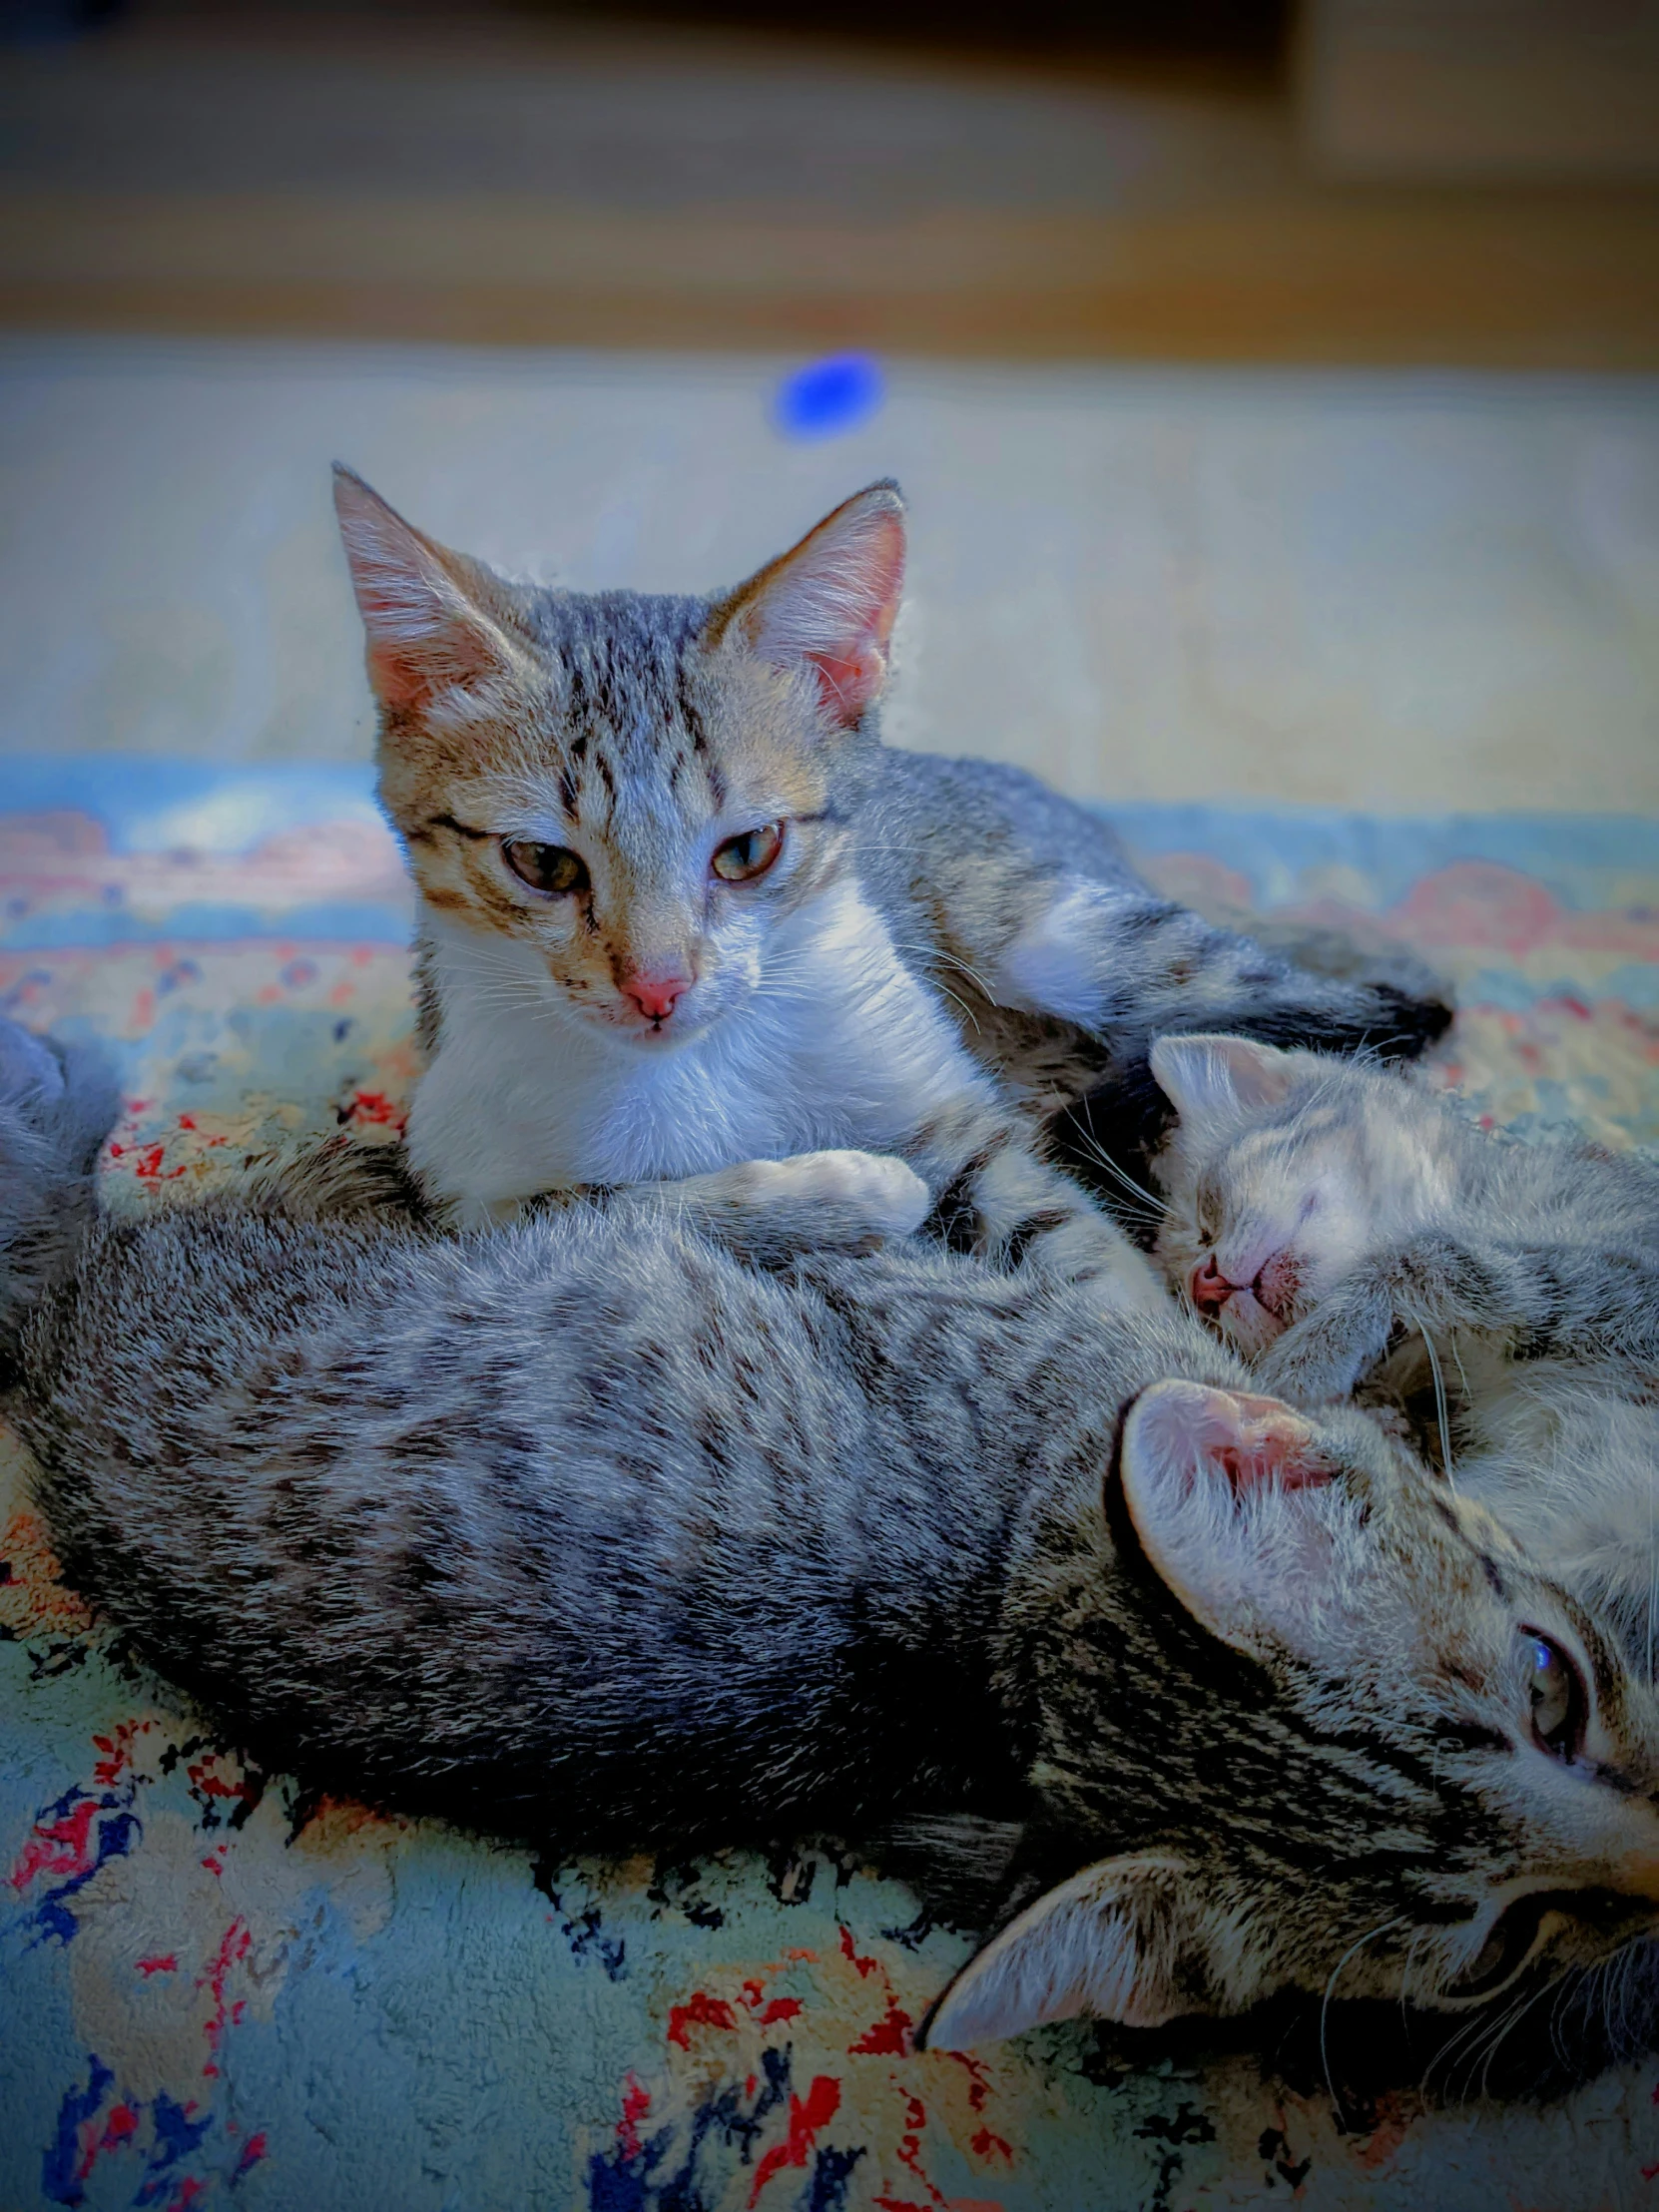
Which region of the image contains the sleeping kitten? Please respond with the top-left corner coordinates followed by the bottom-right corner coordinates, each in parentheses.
top-left (1149, 1034), bottom-right (1659, 1667)
top-left (334, 468), bottom-right (1446, 1285)
top-left (10, 1017), bottom-right (1659, 2058)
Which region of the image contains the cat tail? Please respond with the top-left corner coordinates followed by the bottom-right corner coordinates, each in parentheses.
top-left (1230, 915), bottom-right (1451, 1019)
top-left (0, 1018), bottom-right (121, 1378)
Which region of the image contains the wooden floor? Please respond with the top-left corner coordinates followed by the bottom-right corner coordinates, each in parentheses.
top-left (3, 5), bottom-right (1658, 366)
top-left (5, 8), bottom-right (1654, 818)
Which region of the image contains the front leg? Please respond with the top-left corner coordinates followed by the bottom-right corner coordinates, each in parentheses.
top-left (1253, 1232), bottom-right (1591, 1405)
top-left (1372, 1235), bottom-right (1659, 1369)
top-left (924, 1116), bottom-right (1165, 1312)
top-left (1251, 1272), bottom-right (1402, 1405)
top-left (615, 1150), bottom-right (931, 1266)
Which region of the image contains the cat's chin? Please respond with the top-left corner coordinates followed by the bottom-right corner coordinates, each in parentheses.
top-left (1215, 1291), bottom-right (1290, 1357)
top-left (606, 1010), bottom-right (715, 1052)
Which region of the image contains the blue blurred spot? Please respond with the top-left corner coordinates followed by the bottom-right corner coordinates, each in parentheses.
top-left (774, 353), bottom-right (884, 441)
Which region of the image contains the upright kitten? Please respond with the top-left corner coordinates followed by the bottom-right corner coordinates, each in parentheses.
top-left (8, 1015), bottom-right (1659, 2058)
top-left (1149, 1034), bottom-right (1659, 1667)
top-left (334, 469), bottom-right (1447, 1285)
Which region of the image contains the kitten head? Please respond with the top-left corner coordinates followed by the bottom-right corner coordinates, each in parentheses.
top-left (1147, 1036), bottom-right (1452, 1353)
top-left (334, 468), bottom-right (906, 1049)
top-left (922, 1381), bottom-right (1659, 2048)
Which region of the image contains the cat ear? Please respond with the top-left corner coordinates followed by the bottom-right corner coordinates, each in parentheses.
top-left (1116, 1381), bottom-right (1345, 1663)
top-left (918, 1854), bottom-right (1211, 2047)
top-left (1149, 1034), bottom-right (1299, 1126)
top-left (333, 465), bottom-right (523, 715)
top-left (720, 480), bottom-right (906, 729)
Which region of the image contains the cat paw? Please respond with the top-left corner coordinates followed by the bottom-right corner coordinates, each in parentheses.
top-left (742, 1150), bottom-right (932, 1251)
top-left (1253, 1323), bottom-right (1375, 1406)
top-left (1090, 1241), bottom-right (1170, 1313)
top-left (448, 1193), bottom-right (533, 1232)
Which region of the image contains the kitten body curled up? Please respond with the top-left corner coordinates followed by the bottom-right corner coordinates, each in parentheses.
top-left (9, 1020), bottom-right (1659, 2061)
top-left (333, 469), bottom-right (1446, 1293)
top-left (1150, 1034), bottom-right (1659, 1670)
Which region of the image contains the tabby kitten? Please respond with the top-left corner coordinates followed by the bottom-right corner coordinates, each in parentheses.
top-left (334, 468), bottom-right (1446, 1285)
top-left (9, 1017), bottom-right (1659, 2053)
top-left (1149, 1034), bottom-right (1659, 1668)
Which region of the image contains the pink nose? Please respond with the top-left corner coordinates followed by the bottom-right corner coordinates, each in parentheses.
top-left (1190, 1256), bottom-right (1236, 1310)
top-left (623, 968), bottom-right (693, 1022)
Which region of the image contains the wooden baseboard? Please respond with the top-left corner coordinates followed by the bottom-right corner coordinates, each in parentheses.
top-left (4, 190), bottom-right (1658, 364)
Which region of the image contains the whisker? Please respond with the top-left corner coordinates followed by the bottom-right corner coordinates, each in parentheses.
top-left (927, 980), bottom-right (980, 1032)
top-left (1063, 1131), bottom-right (1170, 1224)
top-left (1419, 1996), bottom-right (1497, 2102)
top-left (880, 928), bottom-right (1003, 997)
top-left (1321, 1916), bottom-right (1407, 2124)
top-left (1407, 1311), bottom-right (1455, 1486)
top-left (1469, 1964), bottom-right (1575, 2100)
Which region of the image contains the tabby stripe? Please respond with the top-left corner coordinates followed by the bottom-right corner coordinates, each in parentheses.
top-left (676, 661), bottom-right (709, 755)
top-left (929, 1155), bottom-right (999, 1256)
top-left (1001, 1209), bottom-right (1074, 1269)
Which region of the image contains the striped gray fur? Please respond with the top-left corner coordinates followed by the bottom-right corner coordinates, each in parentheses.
top-left (6, 1018), bottom-right (1659, 2064)
top-left (1151, 1035), bottom-right (1659, 1678)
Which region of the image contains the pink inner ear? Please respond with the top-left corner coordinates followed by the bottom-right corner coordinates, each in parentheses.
top-left (801, 512), bottom-right (904, 726)
top-left (1211, 1394), bottom-right (1334, 1496)
top-left (361, 616), bottom-right (499, 714)
top-left (334, 473), bottom-right (506, 714)
top-left (803, 647), bottom-right (883, 724)
top-left (742, 497), bottom-right (905, 731)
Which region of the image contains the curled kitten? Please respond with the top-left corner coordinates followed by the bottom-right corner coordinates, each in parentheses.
top-left (1149, 1033), bottom-right (1659, 1672)
top-left (9, 1015), bottom-right (1659, 2062)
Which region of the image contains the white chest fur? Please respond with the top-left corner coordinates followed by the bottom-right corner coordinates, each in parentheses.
top-left (407, 881), bottom-right (986, 1212)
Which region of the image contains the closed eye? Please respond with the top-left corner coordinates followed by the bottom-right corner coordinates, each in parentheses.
top-left (1193, 1177), bottom-right (1222, 1244)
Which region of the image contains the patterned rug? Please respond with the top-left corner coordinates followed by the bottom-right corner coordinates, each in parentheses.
top-left (2, 757), bottom-right (1656, 2212)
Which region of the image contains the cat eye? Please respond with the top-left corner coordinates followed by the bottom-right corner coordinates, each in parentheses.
top-left (1193, 1180), bottom-right (1222, 1242)
top-left (501, 839), bottom-right (591, 897)
top-left (711, 822), bottom-right (785, 884)
top-left (1521, 1630), bottom-right (1587, 1762)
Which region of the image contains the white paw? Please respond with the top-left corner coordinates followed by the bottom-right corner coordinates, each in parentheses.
top-left (1092, 1241), bottom-right (1170, 1313)
top-left (746, 1149), bottom-right (931, 1245)
top-left (435, 1191), bottom-right (531, 1233)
